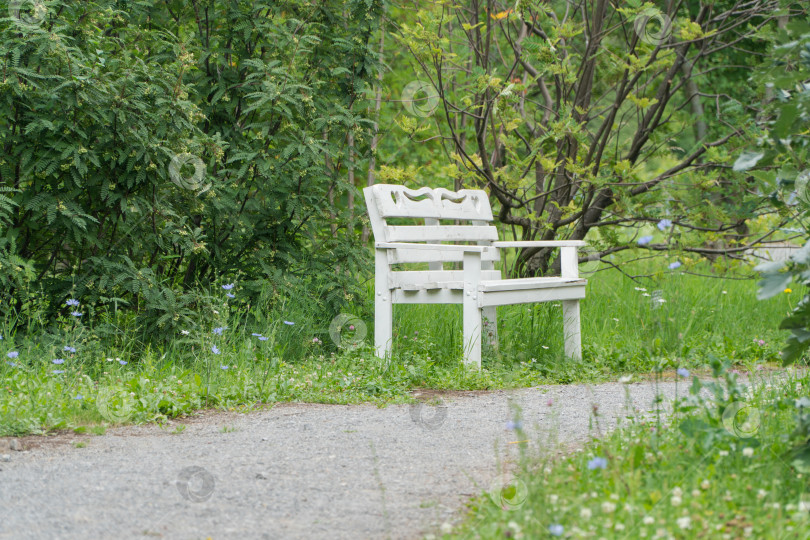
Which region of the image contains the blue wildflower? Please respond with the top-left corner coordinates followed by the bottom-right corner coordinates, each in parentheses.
top-left (657, 219), bottom-right (673, 231)
top-left (222, 283), bottom-right (235, 290)
top-left (118, 359), bottom-right (127, 366)
top-left (549, 524), bottom-right (564, 537)
top-left (6, 362), bottom-right (16, 367)
top-left (7, 351), bottom-right (18, 359)
top-left (64, 346), bottom-right (76, 353)
top-left (70, 311), bottom-right (83, 317)
top-left (73, 394), bottom-right (83, 400)
top-left (677, 367), bottom-right (690, 378)
top-left (258, 336), bottom-right (269, 341)
top-left (251, 333), bottom-right (263, 337)
top-left (637, 235), bottom-right (654, 246)
top-left (66, 299), bottom-right (80, 307)
top-left (668, 261), bottom-right (682, 270)
top-left (220, 365), bottom-right (229, 370)
top-left (226, 293), bottom-right (235, 299)
top-left (213, 327), bottom-right (227, 335)
top-left (283, 321), bottom-right (294, 326)
top-left (212, 345), bottom-right (221, 355)
top-left (506, 420), bottom-right (523, 430)
top-left (52, 359), bottom-right (65, 365)
top-left (587, 457), bottom-right (608, 470)
top-left (52, 370), bottom-right (65, 374)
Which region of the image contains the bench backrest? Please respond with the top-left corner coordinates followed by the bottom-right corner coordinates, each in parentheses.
top-left (363, 184), bottom-right (502, 284)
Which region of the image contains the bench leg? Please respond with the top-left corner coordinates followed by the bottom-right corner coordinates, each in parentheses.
top-left (375, 293), bottom-right (393, 359)
top-left (482, 306), bottom-right (499, 351)
top-left (374, 249), bottom-right (393, 359)
top-left (463, 297), bottom-right (482, 369)
top-left (562, 299), bottom-right (582, 360)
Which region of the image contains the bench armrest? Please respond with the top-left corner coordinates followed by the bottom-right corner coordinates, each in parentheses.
top-left (492, 241), bottom-right (586, 248)
top-left (375, 242), bottom-right (493, 253)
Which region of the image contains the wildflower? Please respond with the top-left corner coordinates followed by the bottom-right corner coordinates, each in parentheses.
top-left (541, 345), bottom-right (549, 349)
top-left (546, 399), bottom-right (553, 407)
top-left (549, 494), bottom-right (558, 504)
top-left (6, 351), bottom-right (18, 359)
top-left (312, 337), bottom-right (321, 344)
top-left (6, 362), bottom-right (16, 367)
top-left (119, 359), bottom-right (128, 366)
top-left (676, 517), bottom-right (691, 530)
top-left (677, 368), bottom-right (690, 378)
top-left (668, 261), bottom-right (682, 270)
top-left (700, 480), bottom-right (710, 490)
top-left (64, 346), bottom-right (76, 353)
top-left (181, 330), bottom-right (190, 335)
top-left (252, 333), bottom-right (263, 337)
top-left (52, 369), bottom-right (65, 374)
top-left (757, 489), bottom-right (767, 500)
top-left (634, 287), bottom-right (647, 291)
top-left (506, 420), bottom-right (523, 430)
top-left (220, 365), bottom-right (229, 370)
top-left (757, 339), bottom-right (766, 346)
top-left (212, 327), bottom-right (227, 335)
top-left (637, 235), bottom-right (654, 246)
top-left (588, 457), bottom-right (608, 470)
top-left (212, 345), bottom-right (221, 355)
top-left (73, 394), bottom-right (83, 400)
top-left (743, 447), bottom-right (754, 457)
top-left (657, 219), bottom-right (673, 231)
top-left (655, 298), bottom-right (666, 303)
top-left (580, 508), bottom-right (592, 519)
top-left (671, 495), bottom-right (682, 506)
top-left (718, 450), bottom-right (729, 457)
top-left (66, 299), bottom-right (80, 307)
top-left (549, 524), bottom-right (564, 537)
top-left (619, 375), bottom-right (632, 383)
top-left (283, 321), bottom-right (295, 325)
top-left (601, 501), bottom-right (616, 513)
top-left (258, 337), bottom-right (269, 341)
top-left (615, 523), bottom-right (625, 531)
top-left (643, 516), bottom-right (654, 525)
top-left (52, 359), bottom-right (64, 365)
top-left (785, 288), bottom-right (793, 294)
top-left (672, 487), bottom-right (682, 497)
top-left (70, 311), bottom-right (83, 317)
top-left (348, 325), bottom-right (355, 331)
top-left (642, 293), bottom-right (651, 297)
top-left (222, 283), bottom-right (235, 290)
top-left (722, 290), bottom-right (728, 294)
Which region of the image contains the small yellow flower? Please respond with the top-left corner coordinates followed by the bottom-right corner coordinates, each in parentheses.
top-left (785, 288), bottom-right (793, 294)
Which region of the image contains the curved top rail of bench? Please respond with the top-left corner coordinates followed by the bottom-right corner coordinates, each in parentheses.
top-left (365, 184), bottom-right (494, 221)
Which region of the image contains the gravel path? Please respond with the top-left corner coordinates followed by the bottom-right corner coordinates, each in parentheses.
top-left (0, 380), bottom-right (695, 540)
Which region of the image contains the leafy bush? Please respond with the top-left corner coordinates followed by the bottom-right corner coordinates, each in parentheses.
top-left (0, 0), bottom-right (381, 337)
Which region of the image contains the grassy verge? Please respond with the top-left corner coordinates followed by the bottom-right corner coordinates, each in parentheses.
top-left (0, 260), bottom-right (798, 435)
top-left (443, 363), bottom-right (810, 539)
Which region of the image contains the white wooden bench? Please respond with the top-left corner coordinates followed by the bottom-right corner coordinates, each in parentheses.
top-left (363, 184), bottom-right (587, 368)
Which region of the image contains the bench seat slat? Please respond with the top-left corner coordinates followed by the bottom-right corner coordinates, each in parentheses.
top-left (478, 277), bottom-right (586, 292)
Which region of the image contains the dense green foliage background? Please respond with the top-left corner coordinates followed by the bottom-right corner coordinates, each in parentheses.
top-left (0, 0), bottom-right (381, 337)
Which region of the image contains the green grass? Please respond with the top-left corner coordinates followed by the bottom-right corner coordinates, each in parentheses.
top-left (443, 364), bottom-right (810, 539)
top-left (0, 259), bottom-right (799, 435)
